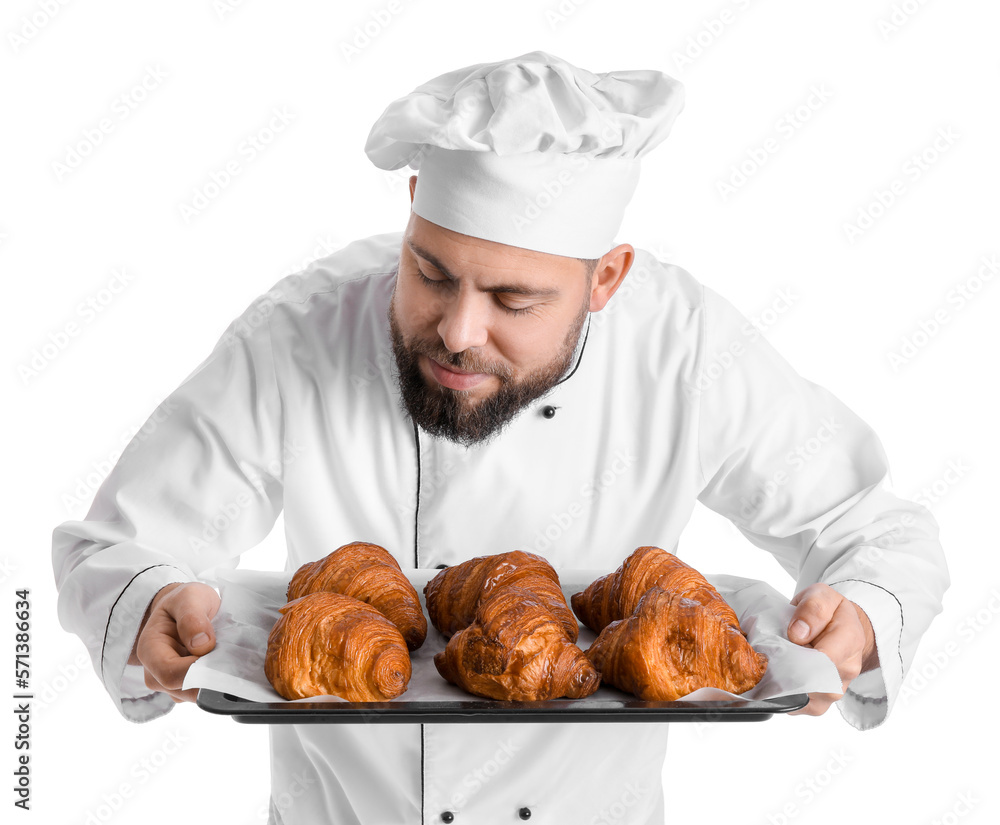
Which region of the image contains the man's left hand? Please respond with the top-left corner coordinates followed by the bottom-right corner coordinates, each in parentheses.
top-left (786, 583), bottom-right (879, 716)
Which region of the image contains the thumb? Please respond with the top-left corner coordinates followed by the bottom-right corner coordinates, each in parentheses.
top-left (787, 584), bottom-right (838, 645)
top-left (168, 583), bottom-right (221, 655)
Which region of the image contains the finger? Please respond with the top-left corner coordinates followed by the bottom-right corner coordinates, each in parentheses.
top-left (139, 625), bottom-right (199, 691)
top-left (789, 692), bottom-right (840, 717)
top-left (163, 584), bottom-right (221, 656)
top-left (143, 669), bottom-right (201, 704)
top-left (789, 581), bottom-right (828, 607)
top-left (787, 584), bottom-right (840, 645)
top-left (810, 601), bottom-right (865, 688)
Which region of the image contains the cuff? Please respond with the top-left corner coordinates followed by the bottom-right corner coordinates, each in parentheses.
top-left (101, 563), bottom-right (195, 723)
top-left (827, 578), bottom-right (904, 731)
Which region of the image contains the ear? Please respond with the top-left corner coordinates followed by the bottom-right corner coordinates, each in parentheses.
top-left (409, 175), bottom-right (417, 204)
top-left (589, 244), bottom-right (634, 312)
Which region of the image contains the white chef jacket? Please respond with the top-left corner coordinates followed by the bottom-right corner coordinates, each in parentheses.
top-left (52, 230), bottom-right (949, 825)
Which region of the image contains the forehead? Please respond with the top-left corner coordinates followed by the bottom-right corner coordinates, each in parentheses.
top-left (406, 218), bottom-right (584, 285)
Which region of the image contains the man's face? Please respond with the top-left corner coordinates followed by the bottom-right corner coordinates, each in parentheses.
top-left (388, 214), bottom-right (594, 447)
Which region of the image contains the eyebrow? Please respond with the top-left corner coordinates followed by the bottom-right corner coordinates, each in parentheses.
top-left (406, 238), bottom-right (561, 298)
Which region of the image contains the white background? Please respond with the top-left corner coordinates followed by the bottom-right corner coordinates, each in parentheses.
top-left (4, 0), bottom-right (997, 822)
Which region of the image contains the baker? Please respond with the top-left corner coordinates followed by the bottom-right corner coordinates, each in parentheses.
top-left (52, 50), bottom-right (949, 824)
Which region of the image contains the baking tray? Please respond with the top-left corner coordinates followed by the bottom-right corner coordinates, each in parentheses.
top-left (192, 568), bottom-right (816, 724)
top-left (197, 688), bottom-right (808, 724)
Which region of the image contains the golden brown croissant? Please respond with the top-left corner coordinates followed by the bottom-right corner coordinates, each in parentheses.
top-left (585, 585), bottom-right (767, 701)
top-left (424, 551), bottom-right (579, 642)
top-left (265, 591), bottom-right (412, 701)
top-left (287, 541), bottom-right (427, 651)
top-left (434, 586), bottom-right (600, 701)
top-left (571, 545), bottom-right (739, 634)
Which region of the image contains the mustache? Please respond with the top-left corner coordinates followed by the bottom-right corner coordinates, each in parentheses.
top-left (406, 336), bottom-right (514, 381)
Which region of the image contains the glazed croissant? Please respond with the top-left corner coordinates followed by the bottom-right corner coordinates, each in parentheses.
top-left (433, 586), bottom-right (600, 701)
top-left (287, 541), bottom-right (427, 650)
top-left (571, 545), bottom-right (739, 634)
top-left (424, 551), bottom-right (579, 642)
top-left (264, 591), bottom-right (412, 701)
top-left (585, 585), bottom-right (768, 701)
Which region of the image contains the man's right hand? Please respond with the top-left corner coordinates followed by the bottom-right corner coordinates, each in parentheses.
top-left (127, 582), bottom-right (221, 704)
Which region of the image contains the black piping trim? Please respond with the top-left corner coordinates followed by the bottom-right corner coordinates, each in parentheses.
top-left (412, 418), bottom-right (421, 567)
top-left (828, 578), bottom-right (905, 675)
top-left (100, 563), bottom-right (184, 679)
top-left (413, 419), bottom-right (425, 824)
top-left (552, 314), bottom-right (591, 389)
top-left (420, 722), bottom-right (426, 825)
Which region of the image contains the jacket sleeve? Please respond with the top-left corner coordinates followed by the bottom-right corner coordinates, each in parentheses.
top-left (51, 303), bottom-right (286, 723)
top-left (693, 284), bottom-right (949, 731)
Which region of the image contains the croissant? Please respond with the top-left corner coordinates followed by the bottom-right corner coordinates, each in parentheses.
top-left (287, 541), bottom-right (427, 650)
top-left (585, 585), bottom-right (768, 701)
top-left (424, 551), bottom-right (578, 642)
top-left (571, 545), bottom-right (739, 634)
top-left (264, 591), bottom-right (412, 701)
top-left (434, 586), bottom-right (600, 701)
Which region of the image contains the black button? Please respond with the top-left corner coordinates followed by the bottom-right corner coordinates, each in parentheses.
top-left (542, 405), bottom-right (557, 419)
top-left (518, 808), bottom-right (532, 820)
top-left (440, 813), bottom-right (455, 823)
top-left (435, 563), bottom-right (448, 569)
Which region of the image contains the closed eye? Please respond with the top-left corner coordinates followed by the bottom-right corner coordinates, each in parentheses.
top-left (416, 267), bottom-right (537, 316)
top-left (415, 268), bottom-right (449, 289)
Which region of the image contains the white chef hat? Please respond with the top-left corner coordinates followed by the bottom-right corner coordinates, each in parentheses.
top-left (364, 50), bottom-right (685, 259)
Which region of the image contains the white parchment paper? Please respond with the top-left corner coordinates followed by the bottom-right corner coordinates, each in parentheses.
top-left (183, 568), bottom-right (845, 704)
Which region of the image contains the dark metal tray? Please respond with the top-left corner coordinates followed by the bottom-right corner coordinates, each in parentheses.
top-left (197, 688), bottom-right (808, 724)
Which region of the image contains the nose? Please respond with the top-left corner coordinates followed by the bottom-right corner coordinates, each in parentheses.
top-left (437, 289), bottom-right (489, 354)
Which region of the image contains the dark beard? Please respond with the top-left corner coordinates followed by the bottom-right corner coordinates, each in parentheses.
top-left (387, 294), bottom-right (588, 447)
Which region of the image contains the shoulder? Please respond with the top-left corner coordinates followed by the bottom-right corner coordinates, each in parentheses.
top-left (265, 231), bottom-right (402, 308)
top-left (591, 246), bottom-right (705, 337)
top-left (229, 231), bottom-right (403, 343)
